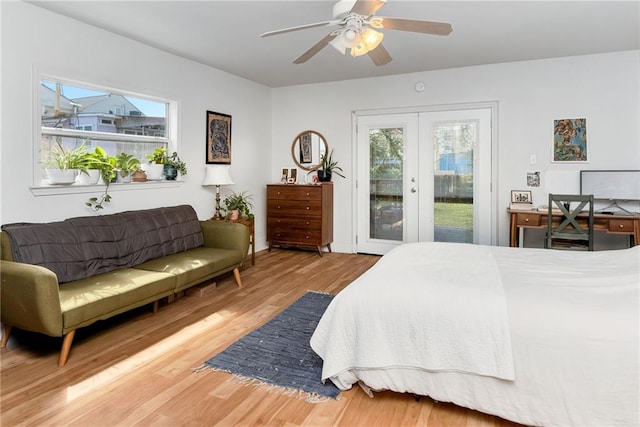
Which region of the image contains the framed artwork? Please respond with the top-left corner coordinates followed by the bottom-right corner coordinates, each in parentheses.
top-left (552, 118), bottom-right (587, 162)
top-left (511, 190), bottom-right (532, 204)
top-left (206, 111), bottom-right (232, 164)
top-left (281, 168), bottom-right (289, 183)
top-left (288, 168), bottom-right (297, 183)
top-left (527, 171), bottom-right (540, 187)
top-left (299, 132), bottom-right (312, 163)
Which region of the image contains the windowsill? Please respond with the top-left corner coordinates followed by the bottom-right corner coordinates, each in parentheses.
top-left (30, 180), bottom-right (184, 196)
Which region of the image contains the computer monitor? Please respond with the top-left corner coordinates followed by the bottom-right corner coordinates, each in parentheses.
top-left (580, 170), bottom-right (640, 201)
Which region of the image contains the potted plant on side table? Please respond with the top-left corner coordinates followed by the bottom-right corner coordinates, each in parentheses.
top-left (223, 191), bottom-right (254, 221)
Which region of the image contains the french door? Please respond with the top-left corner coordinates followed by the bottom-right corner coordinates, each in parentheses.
top-left (356, 107), bottom-right (494, 255)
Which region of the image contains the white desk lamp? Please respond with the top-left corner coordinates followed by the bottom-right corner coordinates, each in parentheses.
top-left (202, 165), bottom-right (234, 220)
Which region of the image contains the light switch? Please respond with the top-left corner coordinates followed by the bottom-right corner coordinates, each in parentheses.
top-left (530, 154), bottom-right (537, 165)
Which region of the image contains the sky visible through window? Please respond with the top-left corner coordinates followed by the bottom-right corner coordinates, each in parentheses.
top-left (42, 82), bottom-right (166, 118)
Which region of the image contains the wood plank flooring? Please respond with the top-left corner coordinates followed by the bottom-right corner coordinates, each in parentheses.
top-left (1, 249), bottom-right (523, 426)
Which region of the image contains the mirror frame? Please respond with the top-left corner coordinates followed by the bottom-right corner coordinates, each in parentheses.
top-left (290, 130), bottom-right (328, 172)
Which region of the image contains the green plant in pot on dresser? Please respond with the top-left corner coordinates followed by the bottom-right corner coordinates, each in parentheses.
top-left (317, 149), bottom-right (345, 182)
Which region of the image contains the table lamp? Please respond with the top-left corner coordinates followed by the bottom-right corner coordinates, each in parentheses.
top-left (202, 165), bottom-right (234, 219)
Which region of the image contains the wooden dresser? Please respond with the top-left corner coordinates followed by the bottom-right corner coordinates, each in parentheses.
top-left (266, 183), bottom-right (333, 256)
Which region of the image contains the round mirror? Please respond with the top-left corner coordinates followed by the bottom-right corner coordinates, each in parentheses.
top-left (291, 130), bottom-right (328, 172)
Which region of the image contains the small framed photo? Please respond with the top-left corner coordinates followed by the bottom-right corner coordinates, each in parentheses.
top-left (511, 190), bottom-right (532, 204)
top-left (206, 111), bottom-right (232, 164)
top-left (281, 168), bottom-right (288, 183)
top-left (289, 168), bottom-right (298, 183)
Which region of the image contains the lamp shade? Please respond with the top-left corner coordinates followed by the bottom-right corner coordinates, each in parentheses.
top-left (202, 165), bottom-right (234, 186)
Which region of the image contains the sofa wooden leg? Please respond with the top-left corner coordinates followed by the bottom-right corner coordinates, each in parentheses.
top-left (58, 330), bottom-right (76, 367)
top-left (1, 324), bottom-right (13, 348)
top-left (233, 268), bottom-right (243, 288)
top-left (152, 300), bottom-right (159, 313)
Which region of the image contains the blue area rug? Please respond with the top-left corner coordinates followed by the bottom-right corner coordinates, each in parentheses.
top-left (201, 291), bottom-right (340, 400)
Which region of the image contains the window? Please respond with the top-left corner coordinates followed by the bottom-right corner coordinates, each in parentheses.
top-left (38, 77), bottom-right (173, 185)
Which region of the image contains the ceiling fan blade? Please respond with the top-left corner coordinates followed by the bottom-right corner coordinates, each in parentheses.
top-left (261, 20), bottom-right (337, 37)
top-left (368, 43), bottom-right (392, 66)
top-left (293, 33), bottom-right (337, 64)
top-left (351, 0), bottom-right (387, 17)
top-left (371, 17), bottom-right (453, 35)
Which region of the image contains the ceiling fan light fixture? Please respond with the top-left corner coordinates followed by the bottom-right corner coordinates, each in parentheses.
top-left (329, 26), bottom-right (361, 55)
top-left (350, 27), bottom-right (384, 57)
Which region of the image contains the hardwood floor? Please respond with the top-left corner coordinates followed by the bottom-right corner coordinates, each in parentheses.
top-left (1, 249), bottom-right (523, 426)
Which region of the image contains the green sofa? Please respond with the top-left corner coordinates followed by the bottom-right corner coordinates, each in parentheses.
top-left (0, 205), bottom-right (250, 366)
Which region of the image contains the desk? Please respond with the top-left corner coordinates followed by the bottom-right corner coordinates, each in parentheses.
top-left (508, 209), bottom-right (640, 248)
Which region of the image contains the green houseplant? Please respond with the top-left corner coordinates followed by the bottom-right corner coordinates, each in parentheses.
top-left (145, 148), bottom-right (186, 180)
top-left (85, 147), bottom-right (116, 211)
top-left (46, 141), bottom-right (91, 184)
top-left (223, 191), bottom-right (254, 220)
top-left (114, 152), bottom-right (141, 183)
top-left (317, 149), bottom-right (345, 182)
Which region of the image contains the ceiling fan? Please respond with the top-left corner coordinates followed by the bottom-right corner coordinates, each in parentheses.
top-left (260, 0), bottom-right (453, 66)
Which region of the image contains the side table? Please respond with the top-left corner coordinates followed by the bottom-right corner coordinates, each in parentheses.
top-left (224, 217), bottom-right (255, 266)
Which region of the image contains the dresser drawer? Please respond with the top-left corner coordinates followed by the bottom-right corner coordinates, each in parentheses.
top-left (268, 228), bottom-right (322, 244)
top-left (267, 217), bottom-right (321, 231)
top-left (608, 219), bottom-right (635, 233)
top-left (267, 199), bottom-right (322, 216)
top-left (516, 213), bottom-right (541, 227)
top-left (267, 185), bottom-right (321, 201)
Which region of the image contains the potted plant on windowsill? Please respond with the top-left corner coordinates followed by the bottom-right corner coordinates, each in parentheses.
top-left (85, 147), bottom-right (116, 211)
top-left (45, 141), bottom-right (90, 185)
top-left (144, 147), bottom-right (168, 180)
top-left (165, 151), bottom-right (187, 180)
top-left (114, 152), bottom-right (141, 183)
top-left (223, 191), bottom-right (254, 220)
top-left (144, 148), bottom-right (187, 181)
top-left (317, 149), bottom-right (345, 182)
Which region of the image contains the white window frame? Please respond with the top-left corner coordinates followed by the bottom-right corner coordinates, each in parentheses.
top-left (32, 73), bottom-right (180, 193)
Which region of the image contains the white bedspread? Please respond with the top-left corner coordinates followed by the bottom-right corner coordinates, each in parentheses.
top-left (310, 242), bottom-right (515, 385)
top-left (310, 243), bottom-right (640, 426)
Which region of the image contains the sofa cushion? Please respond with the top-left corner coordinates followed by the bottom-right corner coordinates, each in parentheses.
top-left (134, 247), bottom-right (243, 291)
top-left (2, 205), bottom-right (204, 283)
top-left (60, 268), bottom-right (176, 330)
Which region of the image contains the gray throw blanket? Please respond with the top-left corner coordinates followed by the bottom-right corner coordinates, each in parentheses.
top-left (2, 205), bottom-right (204, 283)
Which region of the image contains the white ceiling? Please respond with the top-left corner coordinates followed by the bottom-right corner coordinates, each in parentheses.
top-left (29, 1), bottom-right (640, 88)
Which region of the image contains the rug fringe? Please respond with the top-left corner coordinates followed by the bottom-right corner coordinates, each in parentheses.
top-left (307, 289), bottom-right (334, 296)
top-left (199, 367), bottom-right (337, 403)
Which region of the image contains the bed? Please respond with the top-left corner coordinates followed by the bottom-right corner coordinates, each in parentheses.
top-left (310, 242), bottom-right (639, 426)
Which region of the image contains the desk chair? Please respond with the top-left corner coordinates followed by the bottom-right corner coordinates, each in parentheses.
top-left (545, 194), bottom-right (594, 251)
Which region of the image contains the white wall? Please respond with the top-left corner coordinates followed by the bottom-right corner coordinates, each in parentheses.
top-left (0, 2), bottom-right (272, 248)
top-left (271, 51), bottom-right (640, 249)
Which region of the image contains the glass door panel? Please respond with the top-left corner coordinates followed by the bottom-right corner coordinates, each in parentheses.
top-left (369, 127), bottom-right (404, 242)
top-left (432, 121), bottom-right (475, 243)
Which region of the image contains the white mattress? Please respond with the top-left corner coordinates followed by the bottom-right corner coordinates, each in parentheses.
top-left (311, 243), bottom-right (640, 426)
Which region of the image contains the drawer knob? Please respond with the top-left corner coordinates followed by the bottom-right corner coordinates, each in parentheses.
top-left (306, 206), bottom-right (310, 210)
top-left (277, 205), bottom-right (281, 209)
top-left (277, 191), bottom-right (281, 195)
top-left (305, 236), bottom-right (310, 239)
top-left (525, 218), bottom-right (529, 222)
top-left (306, 192), bottom-right (310, 196)
top-left (619, 224), bottom-right (624, 229)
